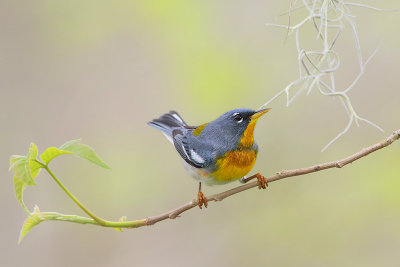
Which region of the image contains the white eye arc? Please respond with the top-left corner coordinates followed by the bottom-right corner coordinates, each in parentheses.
top-left (232, 113), bottom-right (243, 123)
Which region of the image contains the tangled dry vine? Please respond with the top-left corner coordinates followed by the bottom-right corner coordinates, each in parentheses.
top-left (261, 1), bottom-right (395, 151)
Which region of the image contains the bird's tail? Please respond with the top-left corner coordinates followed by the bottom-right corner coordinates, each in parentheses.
top-left (148, 111), bottom-right (187, 141)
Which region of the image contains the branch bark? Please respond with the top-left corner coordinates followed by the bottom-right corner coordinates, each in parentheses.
top-left (145, 128), bottom-right (400, 225)
top-left (32, 129), bottom-right (400, 229)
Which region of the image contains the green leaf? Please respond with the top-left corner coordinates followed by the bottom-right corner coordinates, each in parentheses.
top-left (60, 139), bottom-right (111, 169)
top-left (40, 147), bottom-right (72, 165)
top-left (9, 155), bottom-right (35, 186)
top-left (9, 155), bottom-right (26, 171)
top-left (10, 144), bottom-right (44, 217)
top-left (10, 143), bottom-right (43, 186)
top-left (18, 206), bottom-right (41, 244)
top-left (27, 143), bottom-right (42, 180)
top-left (28, 143), bottom-right (38, 160)
top-left (59, 139), bottom-right (82, 149)
top-left (14, 176), bottom-right (30, 216)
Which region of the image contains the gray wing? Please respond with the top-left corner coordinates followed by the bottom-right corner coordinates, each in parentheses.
top-left (172, 129), bottom-right (212, 168)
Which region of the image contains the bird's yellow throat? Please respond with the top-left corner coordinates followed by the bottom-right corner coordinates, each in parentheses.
top-left (239, 108), bottom-right (270, 147)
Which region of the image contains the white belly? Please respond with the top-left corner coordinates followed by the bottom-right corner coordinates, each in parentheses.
top-left (182, 160), bottom-right (232, 186)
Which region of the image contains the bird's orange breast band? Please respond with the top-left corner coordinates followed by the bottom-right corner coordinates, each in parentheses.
top-left (212, 149), bottom-right (257, 182)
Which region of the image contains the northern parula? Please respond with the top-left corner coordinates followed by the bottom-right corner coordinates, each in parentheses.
top-left (148, 108), bottom-right (271, 208)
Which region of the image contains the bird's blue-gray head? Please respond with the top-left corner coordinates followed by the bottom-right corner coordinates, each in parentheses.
top-left (203, 108), bottom-right (271, 148)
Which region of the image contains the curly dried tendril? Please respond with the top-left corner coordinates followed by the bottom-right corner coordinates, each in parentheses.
top-left (261, 0), bottom-right (393, 151)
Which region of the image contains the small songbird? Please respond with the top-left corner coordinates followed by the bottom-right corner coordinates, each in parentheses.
top-left (148, 108), bottom-right (271, 208)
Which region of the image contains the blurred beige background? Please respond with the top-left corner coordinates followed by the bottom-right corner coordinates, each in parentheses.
top-left (1, 1), bottom-right (399, 266)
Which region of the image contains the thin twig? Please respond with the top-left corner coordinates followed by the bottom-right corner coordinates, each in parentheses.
top-left (145, 128), bottom-right (400, 225)
top-left (31, 129), bottom-right (400, 229)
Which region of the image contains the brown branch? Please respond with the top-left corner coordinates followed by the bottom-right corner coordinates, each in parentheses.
top-left (145, 129), bottom-right (400, 226)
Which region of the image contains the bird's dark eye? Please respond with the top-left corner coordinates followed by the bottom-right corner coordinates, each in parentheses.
top-left (233, 113), bottom-right (243, 123)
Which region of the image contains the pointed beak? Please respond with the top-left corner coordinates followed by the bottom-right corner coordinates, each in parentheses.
top-left (251, 108), bottom-right (271, 120)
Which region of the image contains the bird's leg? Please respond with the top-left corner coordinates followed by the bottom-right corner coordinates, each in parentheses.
top-left (197, 182), bottom-right (208, 209)
top-left (240, 173), bottom-right (268, 189)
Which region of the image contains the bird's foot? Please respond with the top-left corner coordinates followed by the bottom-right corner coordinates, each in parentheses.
top-left (255, 173), bottom-right (268, 189)
top-left (197, 190), bottom-right (208, 209)
top-left (240, 173), bottom-right (268, 189)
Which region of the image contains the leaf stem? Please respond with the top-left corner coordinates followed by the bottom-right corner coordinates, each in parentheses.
top-left (44, 166), bottom-right (106, 224)
top-left (43, 166), bottom-right (146, 228)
